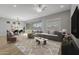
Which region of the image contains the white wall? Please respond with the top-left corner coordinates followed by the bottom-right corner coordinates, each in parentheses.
top-left (0, 17), bottom-right (25, 36)
top-left (43, 10), bottom-right (70, 33)
top-left (0, 18), bottom-right (7, 36)
top-left (27, 10), bottom-right (70, 33)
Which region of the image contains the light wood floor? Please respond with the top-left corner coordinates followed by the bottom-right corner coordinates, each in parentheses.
top-left (0, 35), bottom-right (61, 55)
top-left (0, 36), bottom-right (23, 55)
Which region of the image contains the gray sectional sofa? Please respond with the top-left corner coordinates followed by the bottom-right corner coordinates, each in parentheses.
top-left (34, 31), bottom-right (64, 42)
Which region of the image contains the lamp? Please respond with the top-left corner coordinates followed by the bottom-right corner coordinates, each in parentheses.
top-left (62, 29), bottom-right (67, 32)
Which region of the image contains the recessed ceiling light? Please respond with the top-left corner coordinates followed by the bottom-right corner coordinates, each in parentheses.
top-left (13, 5), bottom-right (17, 7)
top-left (60, 5), bottom-right (64, 8)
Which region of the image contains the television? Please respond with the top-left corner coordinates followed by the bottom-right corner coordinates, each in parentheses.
top-left (71, 6), bottom-right (79, 38)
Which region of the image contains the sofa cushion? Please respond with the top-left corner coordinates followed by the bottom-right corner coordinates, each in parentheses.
top-left (53, 31), bottom-right (63, 39)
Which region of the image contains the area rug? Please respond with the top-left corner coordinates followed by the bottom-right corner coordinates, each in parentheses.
top-left (14, 35), bottom-right (61, 55)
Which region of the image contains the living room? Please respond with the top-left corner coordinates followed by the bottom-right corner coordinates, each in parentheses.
top-left (0, 4), bottom-right (79, 55)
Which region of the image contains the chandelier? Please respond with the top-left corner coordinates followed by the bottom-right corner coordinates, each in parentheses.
top-left (33, 4), bottom-right (47, 12)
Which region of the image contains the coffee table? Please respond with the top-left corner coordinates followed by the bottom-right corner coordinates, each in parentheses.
top-left (34, 37), bottom-right (48, 45)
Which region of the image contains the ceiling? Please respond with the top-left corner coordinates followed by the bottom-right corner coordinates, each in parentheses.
top-left (0, 4), bottom-right (71, 21)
